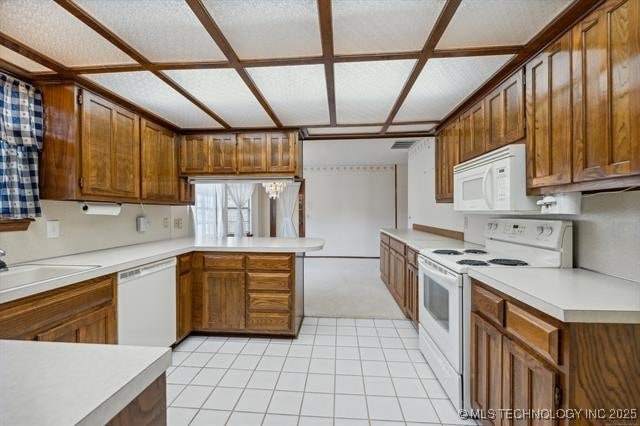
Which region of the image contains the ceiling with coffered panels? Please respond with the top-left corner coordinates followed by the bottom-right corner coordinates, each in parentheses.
top-left (0, 0), bottom-right (575, 138)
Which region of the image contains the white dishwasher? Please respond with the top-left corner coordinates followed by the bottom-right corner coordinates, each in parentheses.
top-left (117, 257), bottom-right (176, 347)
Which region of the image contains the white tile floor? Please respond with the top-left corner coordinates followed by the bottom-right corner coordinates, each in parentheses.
top-left (166, 317), bottom-right (475, 426)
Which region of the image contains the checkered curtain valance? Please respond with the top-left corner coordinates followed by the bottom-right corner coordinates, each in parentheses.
top-left (0, 73), bottom-right (44, 219)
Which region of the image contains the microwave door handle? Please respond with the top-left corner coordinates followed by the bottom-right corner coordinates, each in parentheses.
top-left (482, 165), bottom-right (494, 209)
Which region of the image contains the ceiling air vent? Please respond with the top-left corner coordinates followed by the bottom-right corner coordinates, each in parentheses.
top-left (390, 141), bottom-right (416, 150)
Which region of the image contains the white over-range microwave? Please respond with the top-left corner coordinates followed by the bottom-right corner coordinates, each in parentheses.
top-left (453, 144), bottom-right (539, 212)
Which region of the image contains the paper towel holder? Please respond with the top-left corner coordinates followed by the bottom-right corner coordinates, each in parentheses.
top-left (80, 202), bottom-right (122, 216)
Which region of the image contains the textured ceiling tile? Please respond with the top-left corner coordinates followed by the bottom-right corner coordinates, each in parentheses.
top-left (74, 0), bottom-right (226, 62)
top-left (387, 124), bottom-right (435, 132)
top-left (84, 71), bottom-right (222, 129)
top-left (248, 64), bottom-right (329, 126)
top-left (202, 0), bottom-right (321, 59)
top-left (0, 45), bottom-right (54, 73)
top-left (0, 0), bottom-right (134, 67)
top-left (335, 60), bottom-right (416, 123)
top-left (437, 0), bottom-right (572, 49)
top-left (165, 69), bottom-right (274, 127)
top-left (395, 55), bottom-right (513, 121)
top-left (333, 0), bottom-right (445, 55)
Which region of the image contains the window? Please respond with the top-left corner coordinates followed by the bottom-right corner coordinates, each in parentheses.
top-left (194, 184), bottom-right (252, 237)
top-left (227, 191), bottom-right (251, 237)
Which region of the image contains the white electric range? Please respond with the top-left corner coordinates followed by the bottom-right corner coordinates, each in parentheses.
top-left (417, 219), bottom-right (573, 411)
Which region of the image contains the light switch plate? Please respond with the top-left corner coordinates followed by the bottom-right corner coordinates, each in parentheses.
top-left (46, 220), bottom-right (60, 238)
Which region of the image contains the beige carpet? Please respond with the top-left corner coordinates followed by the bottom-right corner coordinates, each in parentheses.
top-left (303, 258), bottom-right (405, 319)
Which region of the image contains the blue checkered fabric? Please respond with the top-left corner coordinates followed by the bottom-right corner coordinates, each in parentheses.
top-left (0, 73), bottom-right (43, 218)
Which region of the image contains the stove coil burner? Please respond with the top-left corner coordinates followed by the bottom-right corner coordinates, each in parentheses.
top-left (456, 259), bottom-right (489, 266)
top-left (433, 249), bottom-right (463, 255)
top-left (463, 249), bottom-right (488, 254)
top-left (488, 258), bottom-right (529, 266)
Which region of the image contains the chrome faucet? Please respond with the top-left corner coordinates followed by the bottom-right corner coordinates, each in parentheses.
top-left (0, 249), bottom-right (7, 272)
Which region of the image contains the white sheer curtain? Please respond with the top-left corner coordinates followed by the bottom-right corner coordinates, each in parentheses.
top-left (227, 183), bottom-right (255, 237)
top-left (194, 184), bottom-right (227, 238)
top-left (276, 182), bottom-right (301, 237)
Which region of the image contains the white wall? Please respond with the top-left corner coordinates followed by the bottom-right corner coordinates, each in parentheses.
top-left (305, 164), bottom-right (396, 256)
top-left (573, 191), bottom-right (640, 282)
top-left (304, 139), bottom-right (409, 256)
top-left (0, 201), bottom-right (193, 264)
top-left (407, 138), bottom-right (465, 232)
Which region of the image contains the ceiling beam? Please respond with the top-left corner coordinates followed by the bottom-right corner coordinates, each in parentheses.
top-left (303, 131), bottom-right (434, 141)
top-left (317, 0), bottom-right (337, 127)
top-left (0, 59), bottom-right (37, 81)
top-left (185, 0), bottom-right (283, 127)
top-left (435, 0), bottom-right (604, 132)
top-left (53, 0), bottom-right (231, 129)
top-left (0, 32), bottom-right (75, 78)
top-left (380, 0), bottom-right (462, 134)
top-left (432, 45), bottom-right (522, 58)
top-left (64, 46), bottom-right (525, 75)
top-left (302, 120), bottom-right (439, 128)
top-left (0, 31), bottom-right (183, 132)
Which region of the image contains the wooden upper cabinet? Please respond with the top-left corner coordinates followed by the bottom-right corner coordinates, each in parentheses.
top-left (210, 134), bottom-right (237, 174)
top-left (436, 120), bottom-right (459, 203)
top-left (460, 101), bottom-right (486, 162)
top-left (238, 133), bottom-right (268, 173)
top-left (141, 119), bottom-right (178, 202)
top-left (526, 33), bottom-right (573, 189)
top-left (267, 132), bottom-right (297, 172)
top-left (178, 132), bottom-right (300, 177)
top-left (178, 177), bottom-right (195, 205)
top-left (486, 70), bottom-right (526, 152)
top-left (180, 134), bottom-right (212, 174)
top-left (80, 91), bottom-right (140, 199)
top-left (572, 0), bottom-right (640, 182)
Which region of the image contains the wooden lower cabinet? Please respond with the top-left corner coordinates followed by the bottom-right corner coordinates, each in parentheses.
top-left (380, 234), bottom-right (419, 323)
top-left (0, 274), bottom-right (117, 344)
top-left (472, 279), bottom-right (640, 426)
top-left (470, 313), bottom-right (502, 425)
top-left (202, 271), bottom-right (246, 330)
top-left (502, 336), bottom-right (558, 426)
top-left (176, 253), bottom-right (193, 341)
top-left (389, 249), bottom-right (405, 306)
top-left (36, 305), bottom-right (115, 343)
top-left (107, 373), bottom-right (167, 426)
top-left (380, 240), bottom-right (390, 286)
top-left (405, 262), bottom-right (419, 322)
top-left (190, 252), bottom-right (302, 336)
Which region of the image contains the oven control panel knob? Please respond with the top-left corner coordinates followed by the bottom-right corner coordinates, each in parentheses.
top-left (536, 225), bottom-right (544, 235)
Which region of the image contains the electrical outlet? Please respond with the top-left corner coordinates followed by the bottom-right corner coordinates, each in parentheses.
top-left (46, 220), bottom-right (60, 238)
top-left (174, 218), bottom-right (183, 229)
top-left (163, 217), bottom-right (169, 228)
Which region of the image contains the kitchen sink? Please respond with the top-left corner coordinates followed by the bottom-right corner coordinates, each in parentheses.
top-left (0, 264), bottom-right (100, 291)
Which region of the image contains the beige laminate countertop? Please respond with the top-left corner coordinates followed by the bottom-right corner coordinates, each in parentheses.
top-left (380, 228), bottom-right (481, 252)
top-left (0, 340), bottom-right (171, 426)
top-left (468, 267), bottom-right (640, 324)
top-left (0, 237), bottom-right (324, 304)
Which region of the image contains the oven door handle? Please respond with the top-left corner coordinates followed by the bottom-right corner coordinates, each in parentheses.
top-left (418, 259), bottom-right (459, 289)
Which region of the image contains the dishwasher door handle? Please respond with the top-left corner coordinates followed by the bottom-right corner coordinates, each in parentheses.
top-left (118, 258), bottom-right (177, 283)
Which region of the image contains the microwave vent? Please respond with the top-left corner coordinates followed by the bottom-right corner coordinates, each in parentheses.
top-left (390, 141), bottom-right (416, 150)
